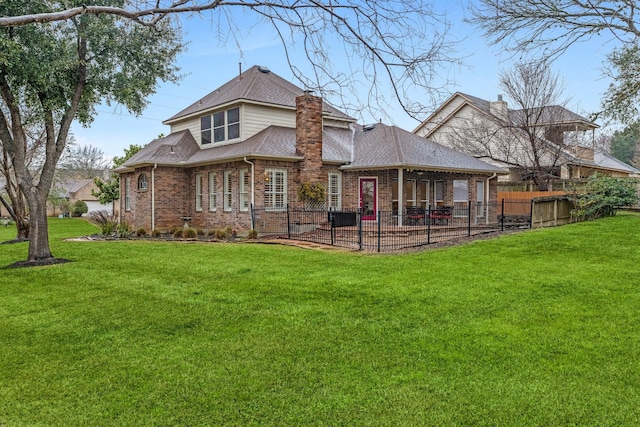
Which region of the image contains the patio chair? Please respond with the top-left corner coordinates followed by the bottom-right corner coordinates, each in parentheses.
top-left (406, 206), bottom-right (426, 225)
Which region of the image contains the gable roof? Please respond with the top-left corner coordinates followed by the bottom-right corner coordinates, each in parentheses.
top-left (164, 65), bottom-right (354, 124)
top-left (414, 91), bottom-right (598, 136)
top-left (343, 123), bottom-right (505, 173)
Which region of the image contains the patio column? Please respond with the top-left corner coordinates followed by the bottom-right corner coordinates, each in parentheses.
top-left (398, 168), bottom-right (403, 226)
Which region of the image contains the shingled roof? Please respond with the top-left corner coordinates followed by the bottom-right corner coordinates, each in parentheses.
top-left (343, 123), bottom-right (505, 174)
top-left (456, 92), bottom-right (597, 129)
top-left (164, 65), bottom-right (354, 124)
top-left (119, 126), bottom-right (354, 169)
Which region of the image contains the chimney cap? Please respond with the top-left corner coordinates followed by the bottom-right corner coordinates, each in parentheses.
top-left (497, 94), bottom-right (503, 101)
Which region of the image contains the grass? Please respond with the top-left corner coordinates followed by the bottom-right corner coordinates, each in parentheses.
top-left (1, 215), bottom-right (640, 425)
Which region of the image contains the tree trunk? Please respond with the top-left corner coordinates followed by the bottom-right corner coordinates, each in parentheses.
top-left (26, 193), bottom-right (53, 261)
top-left (15, 216), bottom-right (29, 240)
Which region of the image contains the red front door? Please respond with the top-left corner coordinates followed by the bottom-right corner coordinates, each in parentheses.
top-left (359, 178), bottom-right (377, 220)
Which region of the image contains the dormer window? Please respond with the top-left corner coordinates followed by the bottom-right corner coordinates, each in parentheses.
top-left (201, 107), bottom-right (240, 145)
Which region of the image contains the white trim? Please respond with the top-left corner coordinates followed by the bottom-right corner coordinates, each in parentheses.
top-left (328, 171), bottom-right (342, 210)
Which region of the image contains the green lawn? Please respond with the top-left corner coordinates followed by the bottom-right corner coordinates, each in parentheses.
top-left (1, 215), bottom-right (640, 426)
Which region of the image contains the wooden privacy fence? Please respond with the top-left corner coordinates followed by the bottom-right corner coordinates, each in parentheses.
top-left (498, 191), bottom-right (566, 216)
top-left (530, 196), bottom-right (575, 228)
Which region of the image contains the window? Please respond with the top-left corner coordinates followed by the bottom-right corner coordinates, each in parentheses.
top-left (201, 107), bottom-right (241, 145)
top-left (208, 172), bottom-right (217, 211)
top-left (201, 115), bottom-right (212, 145)
top-left (239, 168), bottom-right (250, 211)
top-left (265, 168), bottom-right (287, 210)
top-left (137, 174), bottom-right (148, 191)
top-left (418, 180), bottom-right (430, 208)
top-left (453, 179), bottom-right (469, 216)
top-left (404, 179), bottom-right (417, 206)
top-left (328, 172), bottom-right (341, 210)
top-left (435, 180), bottom-right (444, 206)
top-left (213, 111), bottom-right (225, 142)
top-left (124, 177), bottom-right (131, 211)
top-left (227, 108), bottom-right (240, 139)
top-left (195, 173), bottom-right (203, 212)
top-left (476, 181), bottom-right (485, 219)
top-left (223, 170), bottom-right (232, 211)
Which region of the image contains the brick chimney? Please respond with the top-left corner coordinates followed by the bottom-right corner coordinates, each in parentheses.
top-left (296, 92), bottom-right (324, 183)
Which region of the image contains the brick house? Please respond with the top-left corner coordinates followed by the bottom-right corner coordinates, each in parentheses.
top-left (117, 66), bottom-right (505, 232)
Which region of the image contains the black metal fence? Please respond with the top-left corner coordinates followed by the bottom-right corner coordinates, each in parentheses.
top-left (251, 200), bottom-right (532, 252)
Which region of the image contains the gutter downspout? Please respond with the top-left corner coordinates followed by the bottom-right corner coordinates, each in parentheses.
top-left (152, 163), bottom-right (157, 231)
top-left (398, 168), bottom-right (404, 227)
top-left (486, 173), bottom-right (497, 225)
top-left (244, 157), bottom-right (255, 229)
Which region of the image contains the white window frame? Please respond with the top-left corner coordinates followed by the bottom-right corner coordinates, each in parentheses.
top-left (208, 172), bottom-right (217, 211)
top-left (404, 179), bottom-right (417, 207)
top-left (453, 179), bottom-right (469, 217)
top-left (124, 177), bottom-right (131, 211)
top-left (328, 172), bottom-right (342, 210)
top-left (223, 170), bottom-right (232, 211)
top-left (419, 180), bottom-right (430, 209)
top-left (265, 168), bottom-right (287, 211)
top-left (435, 180), bottom-right (444, 206)
top-left (200, 115), bottom-right (212, 145)
top-left (203, 106), bottom-right (241, 145)
top-left (239, 168), bottom-right (250, 212)
top-left (476, 180), bottom-right (485, 218)
top-left (195, 173), bottom-right (203, 212)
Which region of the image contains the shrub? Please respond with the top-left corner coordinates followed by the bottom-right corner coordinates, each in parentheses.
top-left (136, 228), bottom-right (147, 237)
top-left (194, 227), bottom-right (205, 236)
top-left (183, 228), bottom-right (197, 239)
top-left (116, 221), bottom-right (130, 238)
top-left (151, 229), bottom-right (162, 238)
top-left (172, 228), bottom-right (184, 238)
top-left (87, 210), bottom-right (118, 236)
top-left (572, 174), bottom-right (640, 220)
top-left (214, 228), bottom-right (228, 240)
top-left (247, 229), bottom-right (259, 239)
top-left (72, 200), bottom-right (88, 217)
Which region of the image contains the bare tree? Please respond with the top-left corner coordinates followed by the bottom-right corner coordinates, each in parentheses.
top-left (59, 144), bottom-right (110, 180)
top-left (469, 0), bottom-right (640, 124)
top-left (468, 0), bottom-right (640, 59)
top-left (437, 61), bottom-right (591, 191)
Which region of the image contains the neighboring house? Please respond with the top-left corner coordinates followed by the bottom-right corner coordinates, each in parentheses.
top-left (49, 178), bottom-right (113, 216)
top-left (116, 66), bottom-right (505, 232)
top-left (413, 92), bottom-right (639, 188)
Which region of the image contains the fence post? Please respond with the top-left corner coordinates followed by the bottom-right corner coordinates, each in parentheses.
top-left (501, 198), bottom-right (505, 232)
top-left (358, 208), bottom-right (363, 251)
top-left (250, 203), bottom-right (255, 230)
top-left (467, 200), bottom-right (471, 236)
top-left (329, 208), bottom-right (335, 246)
top-left (377, 210), bottom-right (381, 253)
top-left (286, 204), bottom-right (291, 239)
top-left (427, 204), bottom-right (432, 244)
top-left (529, 199), bottom-right (534, 229)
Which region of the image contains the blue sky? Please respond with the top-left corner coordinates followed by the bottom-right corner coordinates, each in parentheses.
top-left (72, 2), bottom-right (619, 161)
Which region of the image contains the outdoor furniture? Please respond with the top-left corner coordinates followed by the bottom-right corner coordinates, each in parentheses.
top-left (429, 206), bottom-right (453, 225)
top-left (406, 206), bottom-right (426, 225)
